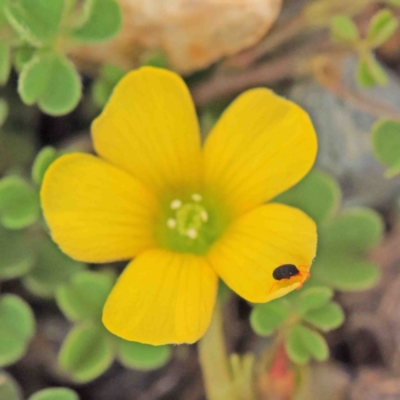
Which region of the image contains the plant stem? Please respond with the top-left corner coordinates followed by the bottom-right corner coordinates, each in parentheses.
top-left (198, 300), bottom-right (234, 400)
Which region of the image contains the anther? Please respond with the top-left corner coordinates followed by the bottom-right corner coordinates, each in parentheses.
top-left (200, 210), bottom-right (208, 222)
top-left (192, 193), bottom-right (202, 202)
top-left (170, 199), bottom-right (182, 210)
top-left (167, 218), bottom-right (177, 229)
top-left (187, 228), bottom-right (198, 239)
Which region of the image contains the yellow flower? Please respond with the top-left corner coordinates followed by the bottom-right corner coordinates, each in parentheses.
top-left (41, 67), bottom-right (318, 345)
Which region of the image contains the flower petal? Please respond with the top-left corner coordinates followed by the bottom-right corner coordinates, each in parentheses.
top-left (92, 67), bottom-right (202, 195)
top-left (103, 249), bottom-right (218, 345)
top-left (207, 203), bottom-right (317, 303)
top-left (203, 89), bottom-right (317, 216)
top-left (41, 153), bottom-right (159, 263)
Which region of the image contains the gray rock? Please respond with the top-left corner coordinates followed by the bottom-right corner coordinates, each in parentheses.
top-left (289, 57), bottom-right (400, 209)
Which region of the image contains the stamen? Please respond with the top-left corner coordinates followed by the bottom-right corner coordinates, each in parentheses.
top-left (192, 193), bottom-right (202, 202)
top-left (167, 218), bottom-right (177, 229)
top-left (170, 199), bottom-right (182, 210)
top-left (200, 210), bottom-right (208, 222)
top-left (187, 228), bottom-right (198, 239)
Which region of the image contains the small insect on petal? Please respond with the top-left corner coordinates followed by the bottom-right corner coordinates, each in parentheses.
top-left (272, 264), bottom-right (300, 281)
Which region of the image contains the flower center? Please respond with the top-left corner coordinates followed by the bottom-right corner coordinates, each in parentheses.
top-left (156, 192), bottom-right (229, 255)
top-left (167, 194), bottom-right (209, 239)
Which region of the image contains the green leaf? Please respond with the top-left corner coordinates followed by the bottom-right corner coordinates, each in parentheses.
top-left (58, 323), bottom-right (114, 383)
top-left (3, 0), bottom-right (64, 46)
top-left (23, 237), bottom-right (84, 298)
top-left (0, 5), bottom-right (7, 27)
top-left (18, 53), bottom-right (81, 116)
top-left (0, 371), bottom-right (22, 400)
top-left (367, 9), bottom-right (398, 47)
top-left (117, 340), bottom-right (171, 370)
top-left (0, 98), bottom-right (8, 126)
top-left (31, 146), bottom-right (59, 185)
top-left (250, 300), bottom-right (288, 336)
top-left (372, 119), bottom-right (400, 177)
top-left (285, 324), bottom-right (310, 365)
top-left (365, 54), bottom-right (388, 86)
top-left (387, 0), bottom-right (400, 6)
top-left (297, 325), bottom-right (329, 361)
top-left (0, 176), bottom-right (40, 229)
top-left (330, 15), bottom-right (359, 44)
top-left (357, 58), bottom-right (377, 88)
top-left (313, 253), bottom-right (380, 291)
top-left (322, 208), bottom-right (384, 253)
top-left (0, 294), bottom-right (35, 367)
top-left (56, 271), bottom-right (114, 321)
top-left (385, 157), bottom-right (400, 178)
top-left (275, 169), bottom-right (341, 225)
top-left (357, 53), bottom-right (388, 88)
top-left (71, 0), bottom-right (122, 42)
top-left (28, 388), bottom-right (79, 400)
top-left (303, 302), bottom-right (345, 331)
top-left (0, 226), bottom-right (35, 280)
top-left (92, 63), bottom-right (125, 108)
top-left (0, 41), bottom-right (10, 84)
top-left (296, 287), bottom-right (333, 316)
top-left (14, 47), bottom-right (36, 73)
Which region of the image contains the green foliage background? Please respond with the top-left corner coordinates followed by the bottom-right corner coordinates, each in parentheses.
top-left (0, 0), bottom-right (398, 398)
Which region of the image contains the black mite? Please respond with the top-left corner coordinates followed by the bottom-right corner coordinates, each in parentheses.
top-left (273, 264), bottom-right (300, 281)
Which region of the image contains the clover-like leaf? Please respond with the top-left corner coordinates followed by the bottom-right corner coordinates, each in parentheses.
top-left (285, 324), bottom-right (310, 365)
top-left (358, 54), bottom-right (388, 88)
top-left (286, 324), bottom-right (329, 364)
top-left (372, 119), bottom-right (400, 177)
top-left (357, 58), bottom-right (377, 88)
top-left (23, 237), bottom-right (85, 298)
top-left (71, 0), bottom-right (122, 42)
top-left (0, 41), bottom-right (10, 85)
top-left (0, 371), bottom-right (22, 400)
top-left (0, 176), bottom-right (40, 229)
top-left (367, 9), bottom-right (398, 48)
top-left (303, 302), bottom-right (345, 331)
top-left (330, 15), bottom-right (359, 44)
top-left (313, 253), bottom-right (380, 291)
top-left (250, 299), bottom-right (288, 336)
top-left (297, 325), bottom-right (329, 362)
top-left (59, 323), bottom-right (114, 383)
top-left (275, 169), bottom-right (341, 225)
top-left (3, 0), bottom-right (64, 46)
top-left (0, 226), bottom-right (35, 280)
top-left (28, 388), bottom-right (79, 400)
top-left (296, 287), bottom-right (333, 316)
top-left (322, 208), bottom-right (383, 254)
top-left (14, 47), bottom-right (35, 73)
top-left (0, 5), bottom-right (7, 27)
top-left (117, 340), bottom-right (171, 370)
top-left (0, 295), bottom-right (36, 367)
top-left (56, 271), bottom-right (114, 322)
top-left (18, 53), bottom-right (81, 116)
top-left (31, 146), bottom-right (59, 185)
